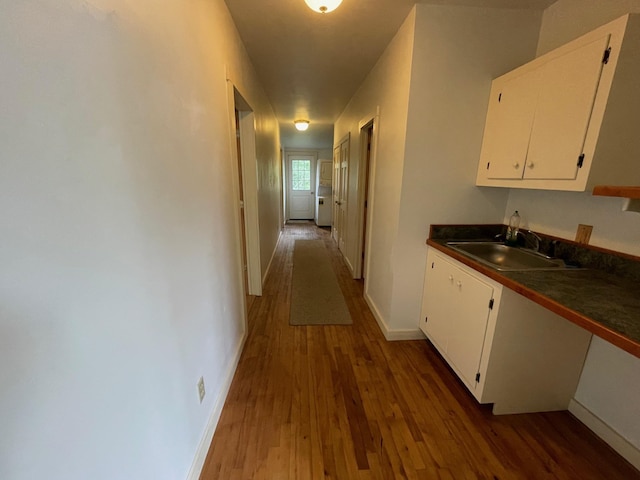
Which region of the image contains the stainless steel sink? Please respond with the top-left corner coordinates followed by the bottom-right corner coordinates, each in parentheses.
top-left (446, 241), bottom-right (567, 271)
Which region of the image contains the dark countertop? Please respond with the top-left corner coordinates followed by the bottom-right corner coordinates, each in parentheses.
top-left (427, 225), bottom-right (640, 358)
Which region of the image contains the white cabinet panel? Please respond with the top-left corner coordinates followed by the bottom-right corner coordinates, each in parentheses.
top-left (420, 247), bottom-right (592, 414)
top-left (421, 253), bottom-right (455, 353)
top-left (421, 249), bottom-right (494, 392)
top-left (524, 35), bottom-right (610, 180)
top-left (477, 14), bottom-right (640, 191)
top-left (447, 266), bottom-right (493, 389)
top-left (484, 70), bottom-right (538, 180)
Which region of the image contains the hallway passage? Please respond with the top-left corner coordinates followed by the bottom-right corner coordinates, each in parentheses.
top-left (200, 223), bottom-right (639, 479)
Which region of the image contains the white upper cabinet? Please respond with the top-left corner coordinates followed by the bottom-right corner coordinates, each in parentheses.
top-left (477, 15), bottom-right (640, 191)
top-left (483, 69), bottom-right (539, 180)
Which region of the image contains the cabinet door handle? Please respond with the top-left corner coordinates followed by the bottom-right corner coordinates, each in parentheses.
top-left (448, 275), bottom-right (454, 282)
top-left (513, 162), bottom-right (520, 169)
top-left (527, 162), bottom-right (534, 169)
top-left (457, 281), bottom-right (463, 288)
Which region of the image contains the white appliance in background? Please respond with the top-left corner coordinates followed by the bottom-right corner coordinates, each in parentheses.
top-left (315, 160), bottom-right (333, 227)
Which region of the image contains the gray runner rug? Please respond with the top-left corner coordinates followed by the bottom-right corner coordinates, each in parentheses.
top-left (289, 239), bottom-right (352, 325)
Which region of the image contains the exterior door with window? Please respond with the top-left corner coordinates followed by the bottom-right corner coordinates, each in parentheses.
top-left (288, 154), bottom-right (315, 219)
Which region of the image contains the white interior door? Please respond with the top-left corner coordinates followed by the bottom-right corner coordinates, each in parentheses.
top-left (338, 142), bottom-right (348, 252)
top-left (332, 136), bottom-right (349, 250)
top-left (332, 146), bottom-right (340, 243)
top-left (288, 154), bottom-right (315, 219)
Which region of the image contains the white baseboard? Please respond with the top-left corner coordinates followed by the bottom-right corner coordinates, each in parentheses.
top-left (262, 230), bottom-right (283, 287)
top-left (386, 329), bottom-right (426, 341)
top-left (344, 254), bottom-right (355, 277)
top-left (569, 399), bottom-right (640, 470)
top-left (186, 331), bottom-right (247, 480)
top-left (363, 292), bottom-right (426, 341)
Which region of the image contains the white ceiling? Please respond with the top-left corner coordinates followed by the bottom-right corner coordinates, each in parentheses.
top-left (224, 0), bottom-right (557, 149)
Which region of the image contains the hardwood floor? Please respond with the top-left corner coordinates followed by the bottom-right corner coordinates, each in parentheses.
top-left (200, 223), bottom-right (639, 479)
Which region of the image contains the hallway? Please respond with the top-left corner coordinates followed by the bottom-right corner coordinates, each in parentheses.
top-left (200, 223), bottom-right (638, 479)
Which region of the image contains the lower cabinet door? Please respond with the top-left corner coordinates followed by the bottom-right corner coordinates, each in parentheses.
top-left (446, 264), bottom-right (494, 390)
top-left (421, 251), bottom-right (455, 353)
top-left (422, 249), bottom-right (494, 392)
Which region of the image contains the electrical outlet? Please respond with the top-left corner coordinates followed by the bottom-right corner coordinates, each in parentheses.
top-left (575, 224), bottom-right (593, 244)
top-left (197, 376), bottom-right (206, 403)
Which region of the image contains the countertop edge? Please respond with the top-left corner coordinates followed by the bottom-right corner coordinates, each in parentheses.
top-left (426, 239), bottom-right (640, 359)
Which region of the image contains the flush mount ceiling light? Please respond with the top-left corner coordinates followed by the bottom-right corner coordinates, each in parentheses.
top-left (304, 0), bottom-right (343, 14)
top-left (294, 120), bottom-right (310, 131)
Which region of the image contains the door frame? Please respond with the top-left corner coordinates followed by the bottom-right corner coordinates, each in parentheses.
top-left (354, 108), bottom-right (380, 282)
top-left (226, 75), bottom-right (262, 301)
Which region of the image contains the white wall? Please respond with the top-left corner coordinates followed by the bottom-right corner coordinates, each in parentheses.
top-left (504, 0), bottom-right (640, 463)
top-left (334, 9), bottom-right (417, 328)
top-left (0, 1), bottom-right (280, 479)
top-left (390, 5), bottom-right (542, 333)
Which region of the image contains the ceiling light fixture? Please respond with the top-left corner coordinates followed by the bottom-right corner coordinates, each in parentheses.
top-left (294, 120), bottom-right (310, 131)
top-left (304, 0), bottom-right (343, 14)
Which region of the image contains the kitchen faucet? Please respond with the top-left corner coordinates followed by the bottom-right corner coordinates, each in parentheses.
top-left (518, 230), bottom-right (542, 252)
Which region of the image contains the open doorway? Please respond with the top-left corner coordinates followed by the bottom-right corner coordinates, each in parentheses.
top-left (231, 87), bottom-right (262, 309)
top-left (360, 124), bottom-right (373, 279)
top-left (354, 110), bottom-right (378, 280)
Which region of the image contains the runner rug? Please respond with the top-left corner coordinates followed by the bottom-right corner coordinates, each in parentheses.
top-left (289, 239), bottom-right (352, 325)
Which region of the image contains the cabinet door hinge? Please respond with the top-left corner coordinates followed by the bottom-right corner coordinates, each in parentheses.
top-left (486, 162), bottom-right (490, 170)
top-left (602, 47), bottom-right (611, 64)
top-left (577, 153), bottom-right (585, 168)
top-left (489, 298), bottom-right (494, 310)
top-left (475, 373), bottom-right (481, 383)
top-left (431, 262), bottom-right (434, 269)
top-left (498, 93), bottom-right (502, 103)
top-left (425, 316), bottom-right (428, 324)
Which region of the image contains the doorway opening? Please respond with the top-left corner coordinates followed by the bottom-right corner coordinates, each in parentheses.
top-left (354, 110), bottom-right (378, 281)
top-left (231, 86), bottom-right (262, 309)
top-left (360, 124), bottom-right (373, 279)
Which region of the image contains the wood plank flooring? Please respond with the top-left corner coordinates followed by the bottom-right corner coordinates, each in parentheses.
top-left (200, 223), bottom-right (640, 479)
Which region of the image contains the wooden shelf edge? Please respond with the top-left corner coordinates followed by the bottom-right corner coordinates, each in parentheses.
top-left (593, 185), bottom-right (640, 199)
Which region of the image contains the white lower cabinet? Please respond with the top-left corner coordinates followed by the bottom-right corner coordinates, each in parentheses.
top-left (421, 248), bottom-right (593, 414)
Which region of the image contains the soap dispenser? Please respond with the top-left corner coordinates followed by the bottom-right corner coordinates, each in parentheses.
top-left (506, 210), bottom-right (520, 246)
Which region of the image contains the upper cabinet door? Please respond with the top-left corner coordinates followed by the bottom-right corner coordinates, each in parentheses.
top-left (524, 35), bottom-right (611, 180)
top-left (483, 69), bottom-right (539, 180)
top-left (476, 14), bottom-right (640, 191)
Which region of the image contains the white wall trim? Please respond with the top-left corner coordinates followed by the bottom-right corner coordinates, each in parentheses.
top-left (343, 253), bottom-right (355, 277)
top-left (364, 291), bottom-right (426, 341)
top-left (569, 398), bottom-right (640, 470)
top-left (238, 110), bottom-right (263, 296)
top-left (186, 331), bottom-right (248, 480)
top-left (263, 229), bottom-right (283, 286)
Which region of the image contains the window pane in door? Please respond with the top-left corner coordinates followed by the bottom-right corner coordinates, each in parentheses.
top-left (291, 159), bottom-right (311, 190)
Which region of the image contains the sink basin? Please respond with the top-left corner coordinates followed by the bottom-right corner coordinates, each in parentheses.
top-left (446, 241), bottom-right (567, 271)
